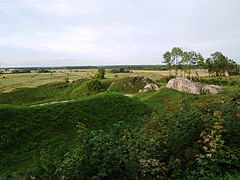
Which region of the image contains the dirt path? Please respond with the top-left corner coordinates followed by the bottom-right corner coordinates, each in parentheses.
top-left (31, 100), bottom-right (74, 107)
top-left (31, 94), bottom-right (133, 107)
top-left (124, 94), bottom-right (134, 97)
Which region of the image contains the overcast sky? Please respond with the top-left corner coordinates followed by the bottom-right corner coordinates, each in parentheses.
top-left (0, 0), bottom-right (240, 67)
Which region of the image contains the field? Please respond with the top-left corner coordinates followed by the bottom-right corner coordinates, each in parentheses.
top-left (0, 69), bottom-right (240, 180)
top-left (0, 69), bottom-right (212, 92)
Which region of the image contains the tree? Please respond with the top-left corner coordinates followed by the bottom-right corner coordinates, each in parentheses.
top-left (227, 59), bottom-right (239, 76)
top-left (209, 52), bottom-right (229, 76)
top-left (188, 51), bottom-right (204, 77)
top-left (171, 47), bottom-right (183, 76)
top-left (162, 47), bottom-right (183, 76)
top-left (196, 53), bottom-right (205, 69)
top-left (204, 52), bottom-right (239, 77)
top-left (95, 68), bottom-right (106, 79)
top-left (205, 58), bottom-right (214, 77)
top-left (162, 51), bottom-right (173, 75)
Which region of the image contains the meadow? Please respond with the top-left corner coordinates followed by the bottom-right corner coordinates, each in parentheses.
top-left (0, 69), bottom-right (212, 92)
top-left (0, 69), bottom-right (240, 180)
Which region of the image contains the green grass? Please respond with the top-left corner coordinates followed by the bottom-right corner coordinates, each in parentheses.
top-left (0, 70), bottom-right (96, 92)
top-left (215, 172), bottom-right (240, 180)
top-left (1, 75), bottom-right (240, 179)
top-left (135, 87), bottom-right (200, 111)
top-left (108, 76), bottom-right (154, 93)
top-left (0, 76), bottom-right (155, 106)
top-left (0, 78), bottom-right (114, 105)
top-left (0, 93), bottom-right (152, 178)
top-left (191, 76), bottom-right (240, 87)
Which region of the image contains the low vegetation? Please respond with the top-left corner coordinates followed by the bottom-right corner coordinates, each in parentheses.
top-left (0, 73), bottom-right (240, 179)
top-left (0, 79), bottom-right (113, 105)
top-left (0, 93), bottom-right (151, 178)
top-left (109, 67), bottom-right (131, 73)
top-left (107, 76), bottom-right (154, 93)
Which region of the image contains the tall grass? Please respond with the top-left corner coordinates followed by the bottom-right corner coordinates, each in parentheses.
top-left (0, 93), bottom-right (151, 177)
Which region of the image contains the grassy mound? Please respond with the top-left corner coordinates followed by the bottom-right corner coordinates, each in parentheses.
top-left (108, 76), bottom-right (154, 93)
top-left (135, 87), bottom-right (194, 111)
top-left (0, 76), bottom-right (155, 106)
top-left (0, 79), bottom-right (113, 106)
top-left (0, 93), bottom-right (151, 177)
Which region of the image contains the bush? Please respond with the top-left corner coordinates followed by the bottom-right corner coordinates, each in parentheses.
top-left (191, 77), bottom-right (240, 86)
top-left (86, 80), bottom-right (105, 93)
top-left (94, 68), bottom-right (106, 79)
top-left (108, 76), bottom-right (154, 93)
top-left (194, 94), bottom-right (240, 178)
top-left (110, 68), bottom-right (131, 73)
top-left (25, 89), bottom-right (240, 179)
top-left (158, 75), bottom-right (176, 84)
top-left (58, 122), bottom-right (139, 180)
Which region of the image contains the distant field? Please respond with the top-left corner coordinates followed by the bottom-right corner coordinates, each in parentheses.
top-left (0, 69), bottom-right (94, 92)
top-left (0, 69), bottom-right (211, 92)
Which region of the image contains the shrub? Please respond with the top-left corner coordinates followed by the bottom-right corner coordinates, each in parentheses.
top-left (191, 77), bottom-right (240, 86)
top-left (58, 122), bottom-right (139, 180)
top-left (86, 80), bottom-right (105, 93)
top-left (110, 68), bottom-right (131, 73)
top-left (94, 68), bottom-right (106, 79)
top-left (158, 75), bottom-right (176, 84)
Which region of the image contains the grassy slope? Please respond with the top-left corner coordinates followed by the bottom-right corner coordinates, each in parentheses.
top-left (0, 76), bottom-right (154, 106)
top-left (0, 93), bottom-right (152, 177)
top-left (1, 76), bottom-right (239, 179)
top-left (135, 88), bottom-right (205, 112)
top-left (0, 70), bottom-right (95, 92)
top-left (0, 79), bottom-right (113, 105)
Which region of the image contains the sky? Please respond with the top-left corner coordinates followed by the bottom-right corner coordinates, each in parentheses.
top-left (0, 0), bottom-right (240, 67)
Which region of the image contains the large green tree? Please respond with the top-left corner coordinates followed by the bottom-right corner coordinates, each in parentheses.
top-left (182, 51), bottom-right (203, 77)
top-left (205, 52), bottom-right (239, 76)
top-left (171, 47), bottom-right (183, 76)
top-left (162, 47), bottom-right (183, 76)
top-left (162, 51), bottom-right (173, 75)
top-left (162, 48), bottom-right (239, 77)
top-left (208, 52), bottom-right (229, 76)
top-left (227, 59), bottom-right (239, 76)
top-left (163, 48), bottom-right (204, 77)
top-left (205, 58), bottom-right (214, 76)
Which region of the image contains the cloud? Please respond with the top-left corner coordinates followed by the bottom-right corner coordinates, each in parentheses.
top-left (43, 28), bottom-right (108, 53)
top-left (26, 0), bottom-right (105, 16)
top-left (0, 27), bottom-right (116, 53)
top-left (1, 0), bottom-right (240, 66)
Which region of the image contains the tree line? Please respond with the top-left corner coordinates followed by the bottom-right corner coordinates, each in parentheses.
top-left (162, 47), bottom-right (239, 76)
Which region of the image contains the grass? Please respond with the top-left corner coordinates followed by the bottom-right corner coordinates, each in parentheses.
top-left (191, 76), bottom-right (240, 87)
top-left (0, 69), bottom-right (97, 92)
top-left (0, 69), bottom-right (211, 93)
top-left (0, 92), bottom-right (152, 177)
top-left (136, 88), bottom-right (182, 109)
top-left (1, 73), bottom-right (240, 179)
top-left (0, 78), bottom-right (114, 105)
top-left (135, 87), bottom-right (206, 112)
top-left (108, 76), bottom-right (154, 93)
top-left (214, 172), bottom-right (240, 180)
top-left (0, 76), bottom-right (155, 106)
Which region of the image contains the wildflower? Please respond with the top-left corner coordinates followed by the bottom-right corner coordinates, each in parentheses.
top-left (213, 125), bottom-right (224, 130)
top-left (175, 159), bottom-right (181, 163)
top-left (203, 146), bottom-right (208, 151)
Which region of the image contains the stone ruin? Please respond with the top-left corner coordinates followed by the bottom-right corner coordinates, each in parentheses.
top-left (166, 78), bottom-right (225, 95)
